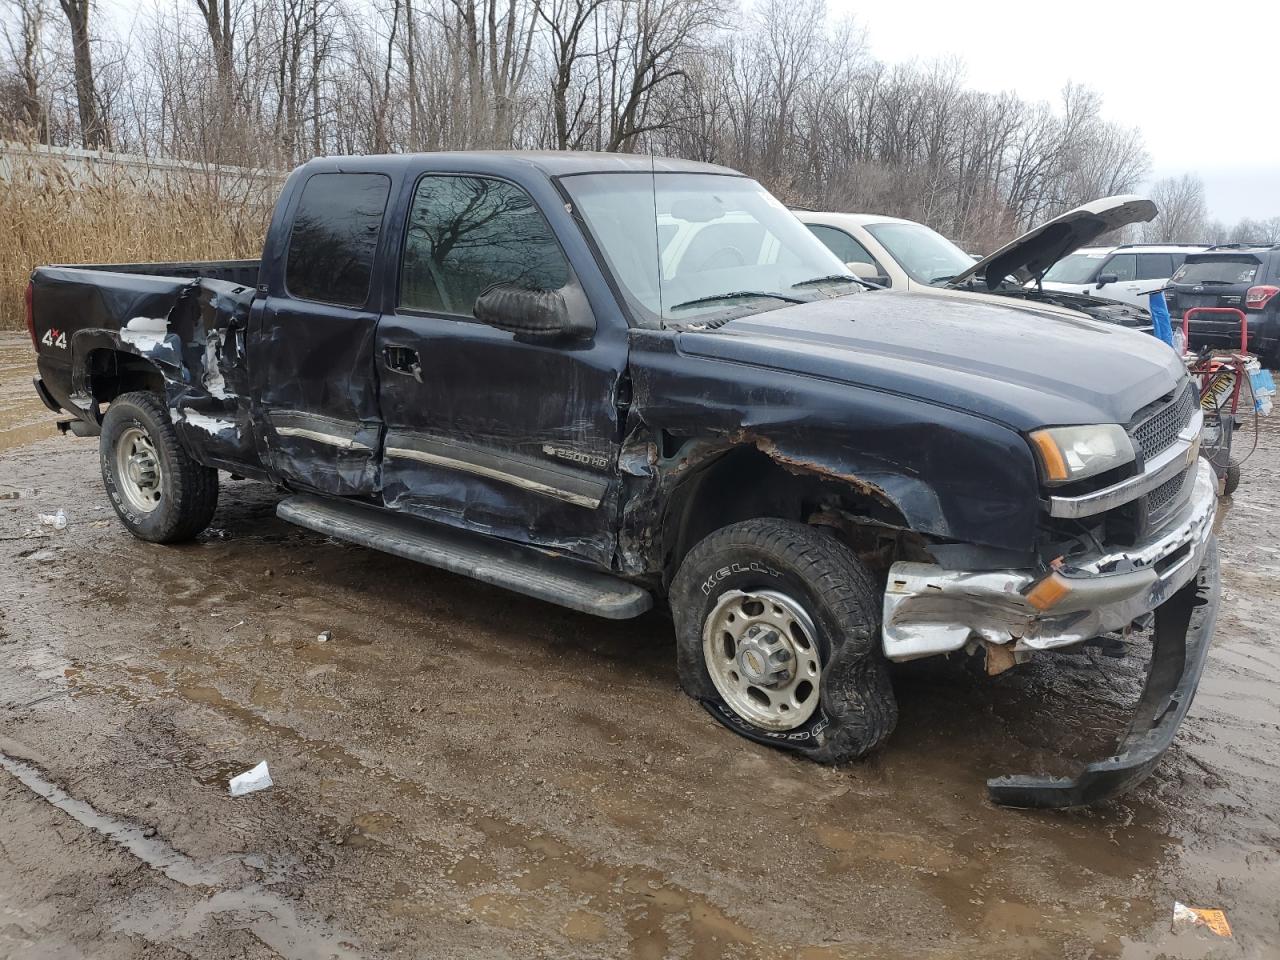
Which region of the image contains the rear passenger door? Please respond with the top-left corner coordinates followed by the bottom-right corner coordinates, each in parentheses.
top-left (251, 171), bottom-right (393, 496)
top-left (374, 173), bottom-right (628, 567)
top-left (1102, 252), bottom-right (1174, 307)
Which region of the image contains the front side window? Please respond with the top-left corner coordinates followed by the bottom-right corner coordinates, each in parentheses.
top-left (400, 175), bottom-right (570, 317)
top-left (806, 224), bottom-right (876, 266)
top-left (561, 172), bottom-right (858, 325)
top-left (1043, 252), bottom-right (1106, 284)
top-left (286, 173), bottom-right (391, 307)
top-left (1103, 254), bottom-right (1137, 282)
top-left (861, 221), bottom-right (974, 285)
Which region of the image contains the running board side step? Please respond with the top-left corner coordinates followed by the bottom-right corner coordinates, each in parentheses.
top-left (276, 495), bottom-right (653, 620)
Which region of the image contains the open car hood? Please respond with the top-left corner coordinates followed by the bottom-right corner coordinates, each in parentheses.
top-left (946, 195), bottom-right (1158, 291)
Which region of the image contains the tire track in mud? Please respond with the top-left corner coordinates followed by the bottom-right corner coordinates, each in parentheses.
top-left (0, 742), bottom-right (364, 959)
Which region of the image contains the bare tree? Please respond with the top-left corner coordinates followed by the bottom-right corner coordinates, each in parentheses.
top-left (1143, 174), bottom-right (1207, 243)
top-left (0, 0), bottom-right (50, 140)
top-left (533, 0), bottom-right (607, 149)
top-left (55, 0), bottom-right (102, 147)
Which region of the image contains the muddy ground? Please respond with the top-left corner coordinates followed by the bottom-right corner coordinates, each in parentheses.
top-left (1, 331), bottom-right (1278, 959)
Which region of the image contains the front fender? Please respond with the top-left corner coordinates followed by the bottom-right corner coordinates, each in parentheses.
top-left (625, 330), bottom-right (1043, 562)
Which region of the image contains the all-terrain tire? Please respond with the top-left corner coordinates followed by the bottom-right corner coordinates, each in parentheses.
top-left (670, 518), bottom-right (897, 763)
top-left (1223, 459), bottom-right (1241, 496)
top-left (100, 391), bottom-right (219, 543)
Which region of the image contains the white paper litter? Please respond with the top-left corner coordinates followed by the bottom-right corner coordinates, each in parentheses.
top-left (228, 761), bottom-right (273, 797)
top-left (38, 509), bottom-right (67, 530)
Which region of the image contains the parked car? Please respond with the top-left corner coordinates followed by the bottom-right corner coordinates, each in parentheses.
top-left (1167, 244), bottom-right (1280, 365)
top-left (27, 152), bottom-right (1219, 807)
top-left (799, 198), bottom-right (1158, 329)
top-left (1040, 243), bottom-right (1209, 308)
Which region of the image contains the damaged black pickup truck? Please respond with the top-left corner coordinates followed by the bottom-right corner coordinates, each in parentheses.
top-left (27, 152), bottom-right (1220, 807)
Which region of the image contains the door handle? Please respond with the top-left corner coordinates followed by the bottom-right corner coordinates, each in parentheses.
top-left (384, 345), bottom-right (423, 383)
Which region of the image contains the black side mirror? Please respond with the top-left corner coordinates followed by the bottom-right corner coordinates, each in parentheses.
top-left (1096, 273), bottom-right (1119, 288)
top-left (474, 284), bottom-right (595, 341)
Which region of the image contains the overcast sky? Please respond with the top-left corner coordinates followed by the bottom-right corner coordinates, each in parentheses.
top-left (837, 0), bottom-right (1280, 224)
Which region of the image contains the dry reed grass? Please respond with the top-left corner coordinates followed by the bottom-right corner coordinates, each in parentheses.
top-left (0, 149), bottom-right (275, 330)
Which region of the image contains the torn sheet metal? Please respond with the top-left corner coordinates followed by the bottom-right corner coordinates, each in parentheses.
top-left (882, 459), bottom-right (1217, 661)
top-left (29, 264), bottom-right (264, 474)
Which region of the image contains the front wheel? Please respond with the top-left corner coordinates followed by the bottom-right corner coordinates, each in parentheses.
top-left (669, 518), bottom-right (897, 763)
top-left (100, 392), bottom-right (219, 543)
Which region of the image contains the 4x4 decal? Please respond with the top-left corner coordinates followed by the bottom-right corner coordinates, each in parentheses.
top-left (41, 328), bottom-right (67, 350)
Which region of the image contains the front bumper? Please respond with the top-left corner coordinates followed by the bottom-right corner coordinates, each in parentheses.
top-left (986, 538), bottom-right (1219, 807)
top-left (880, 457), bottom-right (1221, 808)
top-left (882, 457), bottom-right (1217, 661)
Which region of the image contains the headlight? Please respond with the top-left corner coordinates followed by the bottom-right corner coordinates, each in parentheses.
top-left (1029, 424), bottom-right (1134, 486)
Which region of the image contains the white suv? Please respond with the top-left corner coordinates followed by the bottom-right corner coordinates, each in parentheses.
top-left (1040, 244), bottom-right (1209, 307)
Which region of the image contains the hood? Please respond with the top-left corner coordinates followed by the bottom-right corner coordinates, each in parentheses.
top-left (905, 284), bottom-right (1151, 329)
top-left (676, 293), bottom-right (1184, 431)
top-left (947, 195), bottom-right (1158, 291)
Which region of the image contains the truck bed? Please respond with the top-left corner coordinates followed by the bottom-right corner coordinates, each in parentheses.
top-left (50, 259), bottom-right (261, 288)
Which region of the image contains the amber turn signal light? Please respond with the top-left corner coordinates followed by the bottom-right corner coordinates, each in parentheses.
top-left (1025, 573), bottom-right (1071, 612)
top-left (1030, 431), bottom-right (1069, 483)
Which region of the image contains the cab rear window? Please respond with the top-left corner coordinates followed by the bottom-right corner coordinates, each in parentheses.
top-left (1172, 257), bottom-right (1260, 285)
top-left (286, 173), bottom-right (392, 307)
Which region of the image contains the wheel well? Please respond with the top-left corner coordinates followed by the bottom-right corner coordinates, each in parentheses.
top-left (86, 349), bottom-right (165, 403)
top-left (661, 446), bottom-right (912, 585)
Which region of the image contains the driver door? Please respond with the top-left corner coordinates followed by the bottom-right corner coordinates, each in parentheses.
top-left (374, 172), bottom-right (629, 567)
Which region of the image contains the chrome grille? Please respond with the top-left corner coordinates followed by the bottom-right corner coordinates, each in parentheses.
top-left (1147, 468), bottom-right (1187, 515)
top-left (1133, 384), bottom-right (1196, 460)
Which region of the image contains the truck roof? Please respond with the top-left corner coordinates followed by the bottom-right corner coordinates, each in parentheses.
top-left (295, 151), bottom-right (742, 178)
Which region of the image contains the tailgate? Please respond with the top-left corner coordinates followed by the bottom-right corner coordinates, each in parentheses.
top-left (1166, 289), bottom-right (1246, 318)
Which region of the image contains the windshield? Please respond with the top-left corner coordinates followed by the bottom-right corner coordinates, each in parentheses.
top-left (862, 221), bottom-right (975, 285)
top-left (1043, 252), bottom-right (1108, 284)
top-left (1172, 257), bottom-right (1261, 285)
top-left (560, 172), bottom-right (858, 324)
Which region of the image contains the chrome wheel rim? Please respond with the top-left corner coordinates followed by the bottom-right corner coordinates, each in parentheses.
top-left (116, 426), bottom-right (163, 513)
top-left (702, 589), bottom-right (822, 731)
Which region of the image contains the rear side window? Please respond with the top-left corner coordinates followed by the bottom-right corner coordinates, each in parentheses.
top-left (400, 175), bottom-right (569, 317)
top-left (1136, 253), bottom-right (1174, 280)
top-left (1173, 257), bottom-right (1261, 285)
top-left (1104, 253), bottom-right (1137, 282)
top-left (807, 224), bottom-right (876, 266)
top-left (286, 173), bottom-right (392, 307)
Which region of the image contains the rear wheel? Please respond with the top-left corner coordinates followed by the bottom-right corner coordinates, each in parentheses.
top-left (670, 518), bottom-right (897, 763)
top-left (100, 392), bottom-right (219, 543)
